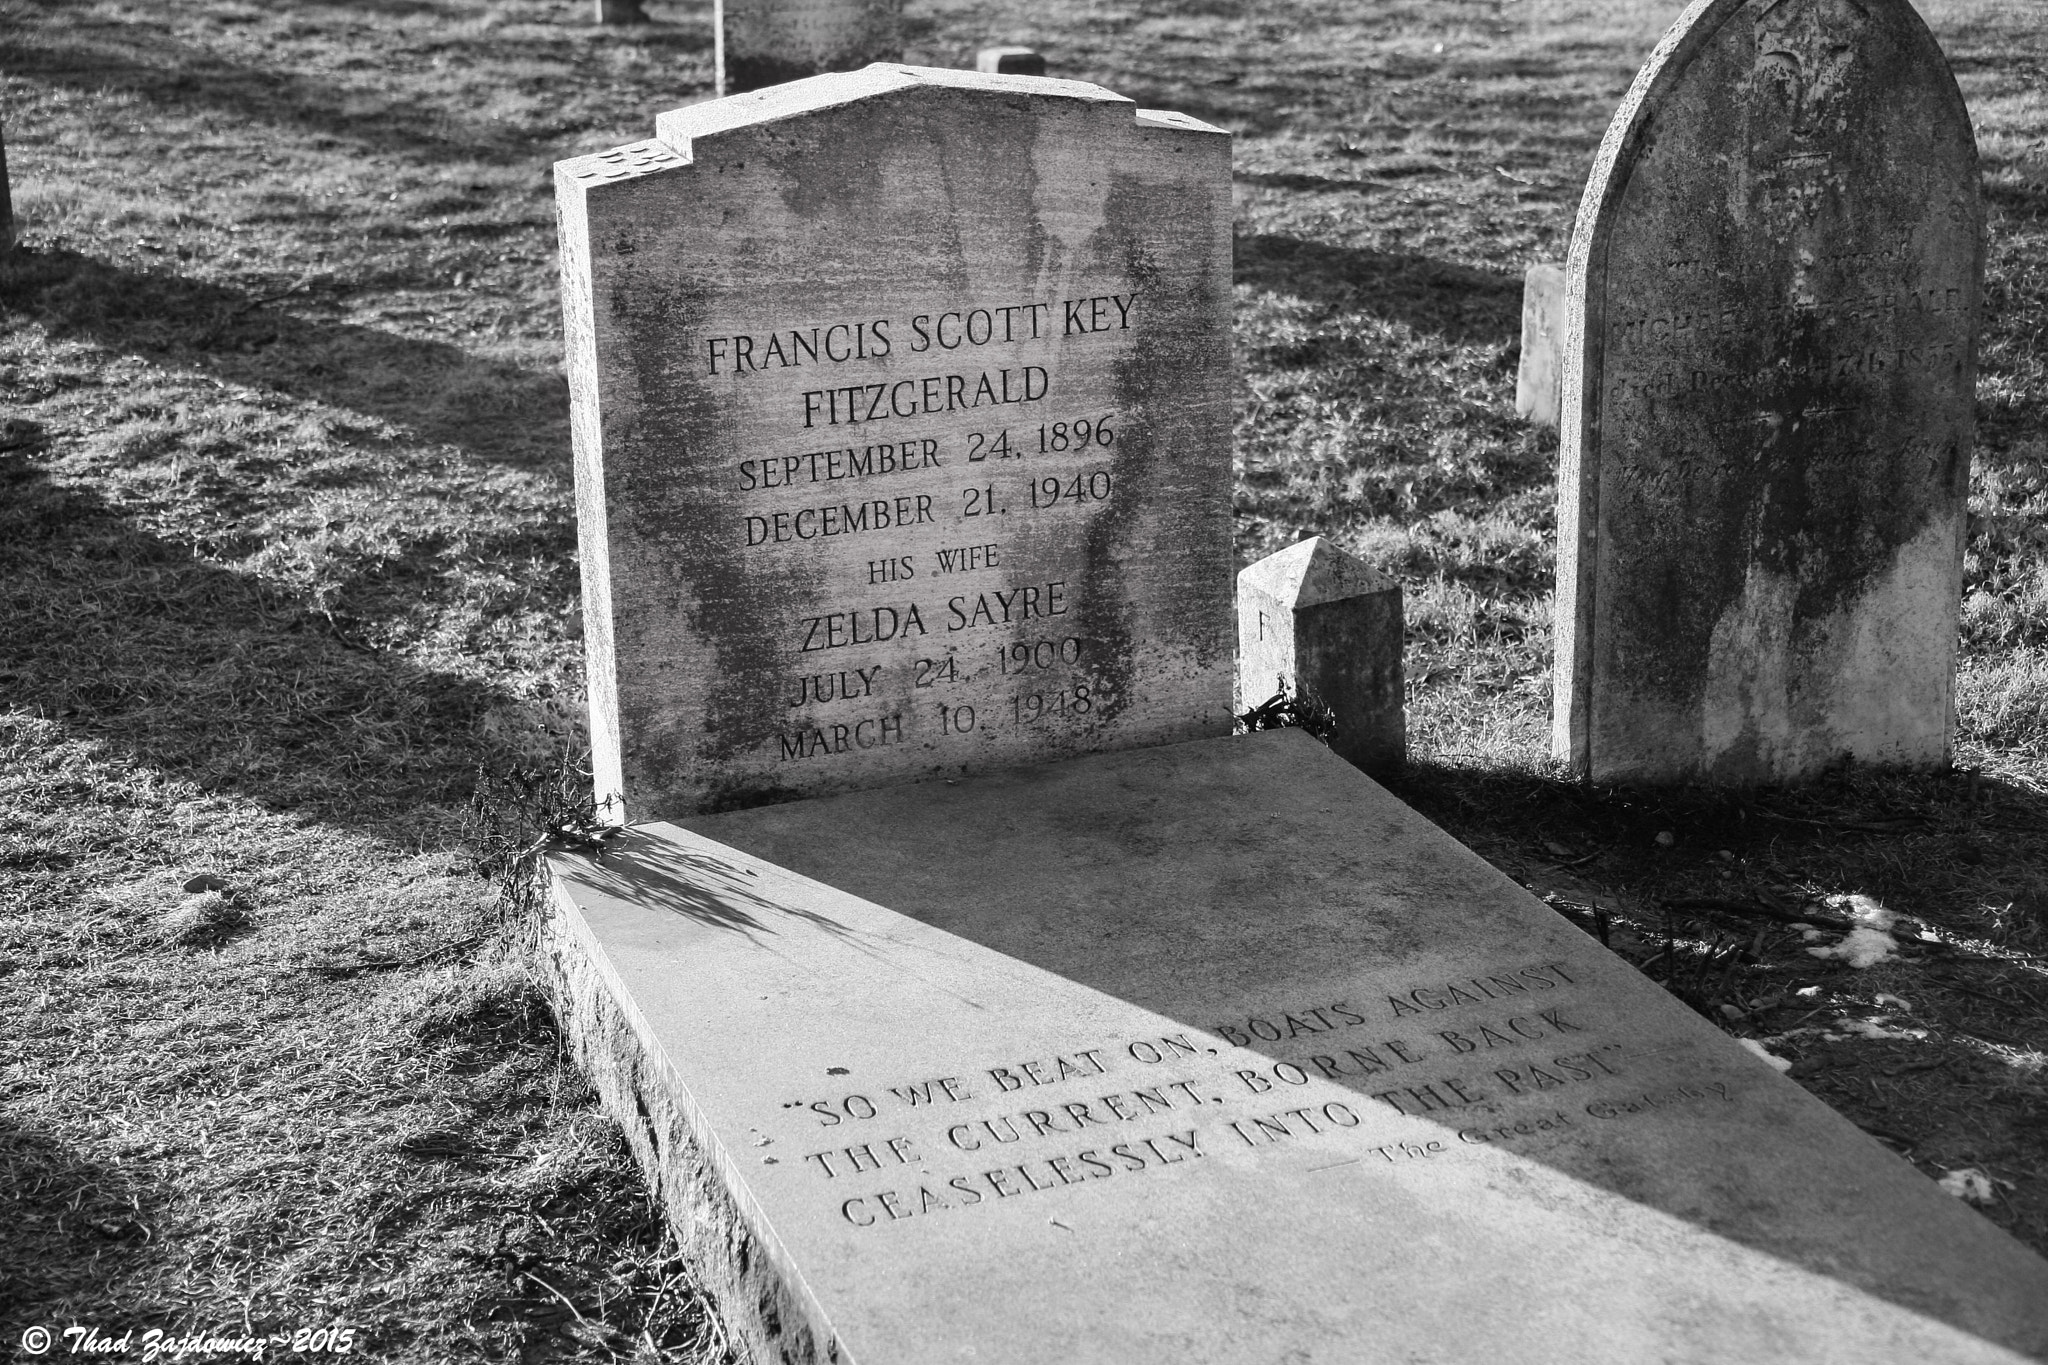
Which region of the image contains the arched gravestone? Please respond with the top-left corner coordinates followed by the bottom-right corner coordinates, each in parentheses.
top-left (558, 68), bottom-right (1234, 823)
top-left (1554, 0), bottom-right (1983, 784)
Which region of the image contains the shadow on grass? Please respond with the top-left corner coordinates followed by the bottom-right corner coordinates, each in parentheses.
top-left (0, 15), bottom-right (711, 164)
top-left (0, 1117), bottom-right (156, 1336)
top-left (3, 246), bottom-right (568, 468)
top-left (1389, 750), bottom-right (2048, 905)
top-left (1235, 233), bottom-right (1522, 346)
top-left (0, 451), bottom-right (508, 829)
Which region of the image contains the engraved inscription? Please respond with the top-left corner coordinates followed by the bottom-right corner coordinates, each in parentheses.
top-left (708, 289), bottom-right (1149, 769)
top-left (760, 961), bottom-right (1751, 1229)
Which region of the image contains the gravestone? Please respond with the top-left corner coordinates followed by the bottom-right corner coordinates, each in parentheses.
top-left (975, 47), bottom-right (1047, 78)
top-left (595, 0), bottom-right (648, 24)
top-left (1515, 261), bottom-right (1565, 428)
top-left (556, 67), bottom-right (1234, 823)
top-left (718, 0), bottom-right (904, 94)
top-left (545, 729), bottom-right (2048, 1363)
top-left (1236, 536), bottom-right (1404, 776)
top-left (1554, 0), bottom-right (1983, 784)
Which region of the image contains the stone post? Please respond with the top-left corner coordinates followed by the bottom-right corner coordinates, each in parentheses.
top-left (1237, 536), bottom-right (1403, 778)
top-left (2, 119), bottom-right (13, 251)
top-left (1515, 261), bottom-right (1565, 428)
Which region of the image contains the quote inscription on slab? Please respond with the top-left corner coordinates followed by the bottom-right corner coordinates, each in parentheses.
top-left (557, 69), bottom-right (1233, 822)
top-left (1554, 0), bottom-right (1983, 784)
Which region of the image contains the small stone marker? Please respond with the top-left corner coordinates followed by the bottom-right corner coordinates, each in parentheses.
top-left (975, 47), bottom-right (1046, 78)
top-left (1554, 0), bottom-right (1983, 784)
top-left (545, 730), bottom-right (2048, 1362)
top-left (1514, 261), bottom-right (1564, 428)
top-left (718, 0), bottom-right (904, 94)
top-left (1237, 537), bottom-right (1403, 776)
top-left (594, 0), bottom-right (648, 24)
top-left (556, 68), bottom-right (1233, 822)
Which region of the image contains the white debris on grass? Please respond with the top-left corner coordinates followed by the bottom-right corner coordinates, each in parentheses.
top-left (1739, 1038), bottom-right (1793, 1072)
top-left (1832, 1017), bottom-right (1927, 1042)
top-left (1768, 1015), bottom-right (1927, 1045)
top-left (1807, 926), bottom-right (1899, 968)
top-left (1939, 1168), bottom-right (1997, 1205)
top-left (1873, 993), bottom-right (1912, 1012)
top-left (1805, 895), bottom-right (1903, 969)
top-left (1832, 892), bottom-right (1899, 931)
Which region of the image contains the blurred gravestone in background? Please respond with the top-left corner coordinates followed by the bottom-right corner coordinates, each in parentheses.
top-left (1553, 0), bottom-right (1984, 785)
top-left (719, 0), bottom-right (904, 94)
top-left (975, 47), bottom-right (1046, 77)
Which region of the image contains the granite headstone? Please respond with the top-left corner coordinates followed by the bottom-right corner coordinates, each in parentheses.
top-left (556, 68), bottom-right (1234, 823)
top-left (1554, 0), bottom-right (1983, 784)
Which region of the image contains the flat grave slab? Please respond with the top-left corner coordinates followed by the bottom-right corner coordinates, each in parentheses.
top-left (545, 729), bottom-right (2048, 1364)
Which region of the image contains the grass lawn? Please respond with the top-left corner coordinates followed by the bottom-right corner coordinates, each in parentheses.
top-left (2, 0), bottom-right (2045, 1359)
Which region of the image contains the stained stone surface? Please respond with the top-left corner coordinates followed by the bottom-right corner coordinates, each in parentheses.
top-left (556, 67), bottom-right (1234, 823)
top-left (1236, 536), bottom-right (1403, 776)
top-left (718, 0), bottom-right (903, 94)
top-left (544, 730), bottom-right (2048, 1364)
top-left (1554, 0), bottom-right (1983, 784)
top-left (1516, 261), bottom-right (1565, 428)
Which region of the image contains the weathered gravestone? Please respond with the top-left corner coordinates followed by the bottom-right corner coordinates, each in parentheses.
top-left (546, 730), bottom-right (2048, 1363)
top-left (557, 67), bottom-right (1234, 823)
top-left (718, 0), bottom-right (903, 94)
top-left (1554, 0), bottom-right (1983, 784)
top-left (1236, 536), bottom-right (1404, 776)
top-left (1516, 261), bottom-right (1565, 428)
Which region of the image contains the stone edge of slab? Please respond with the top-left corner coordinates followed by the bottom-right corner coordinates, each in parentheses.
top-left (536, 879), bottom-right (844, 1365)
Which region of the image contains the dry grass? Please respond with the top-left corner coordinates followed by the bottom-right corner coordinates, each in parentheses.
top-left (2, 0), bottom-right (2046, 1356)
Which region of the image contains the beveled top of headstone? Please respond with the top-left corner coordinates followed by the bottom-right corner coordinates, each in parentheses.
top-left (557, 66), bottom-right (1234, 823)
top-left (1239, 535), bottom-right (1396, 609)
top-left (1553, 0), bottom-right (1982, 784)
